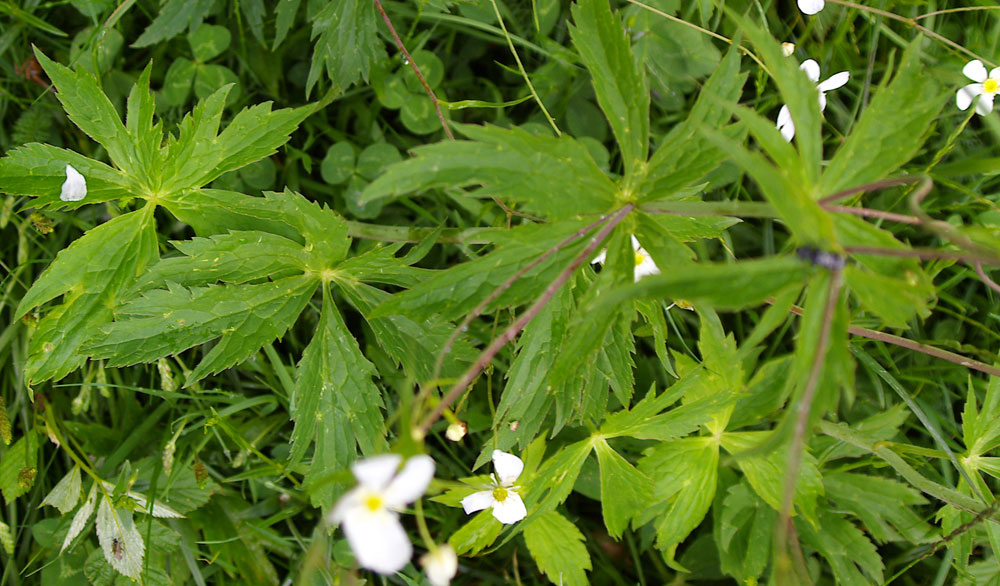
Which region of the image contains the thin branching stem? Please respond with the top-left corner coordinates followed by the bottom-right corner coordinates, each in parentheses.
top-left (417, 204), bottom-right (634, 436)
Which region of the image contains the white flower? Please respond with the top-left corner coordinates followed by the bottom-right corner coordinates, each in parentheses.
top-left (461, 450), bottom-right (527, 524)
top-left (329, 454), bottom-right (435, 575)
top-left (591, 235), bottom-right (660, 282)
top-left (776, 59), bottom-right (849, 141)
top-left (957, 60), bottom-right (1000, 116)
top-left (60, 164), bottom-right (87, 202)
top-left (798, 0), bottom-right (824, 14)
top-left (420, 544), bottom-right (458, 586)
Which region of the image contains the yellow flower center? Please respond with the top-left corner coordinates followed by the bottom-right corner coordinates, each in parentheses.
top-left (492, 486), bottom-right (509, 502)
top-left (635, 251), bottom-right (647, 267)
top-left (985, 78), bottom-right (999, 94)
top-left (363, 494), bottom-right (383, 512)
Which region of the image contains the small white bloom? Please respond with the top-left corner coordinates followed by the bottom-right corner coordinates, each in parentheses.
top-left (420, 544), bottom-right (458, 586)
top-left (591, 235), bottom-right (660, 282)
top-left (60, 165), bottom-right (87, 202)
top-left (329, 454), bottom-right (435, 575)
top-left (775, 59), bottom-right (849, 141)
top-left (956, 60), bottom-right (1000, 116)
top-left (461, 450), bottom-right (527, 524)
top-left (798, 0), bottom-right (824, 15)
top-left (781, 42), bottom-right (796, 57)
top-left (445, 422), bottom-right (467, 442)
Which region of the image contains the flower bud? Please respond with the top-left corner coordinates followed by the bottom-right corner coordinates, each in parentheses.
top-left (445, 422), bottom-right (467, 442)
top-left (781, 42), bottom-right (796, 57)
top-left (421, 544), bottom-right (458, 586)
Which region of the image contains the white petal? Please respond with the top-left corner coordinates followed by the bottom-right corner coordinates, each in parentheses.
top-left (629, 235), bottom-right (641, 250)
top-left (383, 455), bottom-right (435, 508)
top-left (957, 83), bottom-right (983, 111)
top-left (817, 71), bottom-right (849, 92)
top-left (977, 92), bottom-right (995, 116)
top-left (817, 91), bottom-right (828, 113)
top-left (491, 492), bottom-right (527, 524)
top-left (634, 253), bottom-right (660, 281)
top-left (492, 450), bottom-right (523, 486)
top-left (964, 60), bottom-right (988, 83)
top-left (461, 491), bottom-right (495, 514)
top-left (60, 165), bottom-right (87, 202)
top-left (991, 68), bottom-right (1000, 81)
top-left (341, 508), bottom-right (412, 574)
top-left (329, 488), bottom-right (362, 525)
top-left (800, 59), bottom-right (821, 83)
top-left (776, 105), bottom-right (796, 142)
top-left (797, 0), bottom-right (824, 15)
top-left (352, 454), bottom-right (402, 490)
top-left (591, 249), bottom-right (607, 265)
top-left (421, 545), bottom-right (458, 586)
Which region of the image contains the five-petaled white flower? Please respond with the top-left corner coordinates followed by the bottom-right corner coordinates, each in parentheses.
top-left (775, 59), bottom-right (849, 141)
top-left (461, 450), bottom-right (527, 524)
top-left (591, 235), bottom-right (660, 282)
top-left (798, 0), bottom-right (824, 15)
top-left (420, 544), bottom-right (458, 586)
top-left (957, 60), bottom-right (1000, 116)
top-left (330, 454), bottom-right (435, 575)
top-left (60, 164), bottom-right (87, 202)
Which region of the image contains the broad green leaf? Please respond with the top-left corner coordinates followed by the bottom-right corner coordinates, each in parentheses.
top-left (449, 510), bottom-right (504, 556)
top-left (825, 472), bottom-right (933, 544)
top-left (715, 480), bottom-right (772, 582)
top-left (818, 39), bottom-right (945, 195)
top-left (591, 256), bottom-right (808, 312)
top-left (0, 143), bottom-right (132, 207)
top-left (162, 57), bottom-right (196, 106)
top-left (797, 508), bottom-right (884, 585)
top-left (637, 437), bottom-right (718, 561)
top-left (371, 219), bottom-right (594, 322)
top-left (601, 390), bottom-right (735, 441)
top-left (640, 40), bottom-right (746, 202)
top-left (129, 231), bottom-right (311, 295)
top-left (594, 439), bottom-right (651, 538)
top-left (0, 429), bottom-right (38, 504)
top-left (132, 0), bottom-right (212, 47)
top-left (18, 208), bottom-right (158, 384)
top-left (291, 286), bottom-right (386, 480)
top-left (845, 265), bottom-right (932, 328)
top-left (321, 141), bottom-right (356, 185)
top-left (190, 24), bottom-right (231, 63)
top-left (42, 466), bottom-right (81, 514)
top-left (728, 356), bottom-right (793, 430)
top-left (569, 0), bottom-right (648, 178)
top-left (362, 124), bottom-right (617, 219)
top-left (62, 484), bottom-right (97, 552)
top-left (95, 496), bottom-right (145, 579)
top-left (721, 431), bottom-right (823, 523)
top-left (832, 214), bottom-right (925, 279)
top-left (523, 511), bottom-right (592, 586)
top-left (306, 0), bottom-right (384, 94)
top-left (194, 64), bottom-right (240, 101)
top-left (87, 275), bottom-right (319, 385)
top-left (33, 49), bottom-right (137, 177)
top-left (725, 8), bottom-right (822, 184)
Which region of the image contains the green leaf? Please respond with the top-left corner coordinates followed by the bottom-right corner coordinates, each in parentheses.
top-left (63, 484), bottom-right (97, 552)
top-left (95, 495), bottom-right (145, 579)
top-left (844, 265), bottom-right (932, 328)
top-left (523, 511), bottom-right (592, 586)
top-left (594, 439), bottom-right (651, 538)
top-left (18, 208), bottom-right (158, 384)
top-left (637, 437), bottom-right (718, 561)
top-left (592, 256), bottom-right (808, 312)
top-left (450, 510), bottom-right (504, 556)
top-left (194, 64), bottom-right (240, 101)
top-left (825, 472), bottom-right (933, 544)
top-left (239, 0), bottom-right (266, 46)
top-left (162, 57), bottom-right (196, 106)
top-left (87, 275), bottom-right (319, 385)
top-left (964, 376), bottom-right (1000, 457)
top-left (797, 508), bottom-right (884, 585)
top-left (33, 50), bottom-right (138, 177)
top-left (721, 431), bottom-right (823, 523)
top-left (0, 429), bottom-right (38, 504)
top-left (639, 40), bottom-right (745, 202)
top-left (715, 480), bottom-right (772, 582)
top-left (569, 0), bottom-right (648, 178)
top-left (273, 0), bottom-right (301, 49)
top-left (321, 141), bottom-right (356, 185)
top-left (362, 124), bottom-right (617, 220)
top-left (132, 0), bottom-right (212, 47)
top-left (188, 24), bottom-right (231, 62)
top-left (42, 466), bottom-right (82, 514)
top-left (291, 286), bottom-right (386, 481)
top-left (306, 0), bottom-right (384, 95)
top-left (818, 39), bottom-right (945, 195)
top-left (600, 385), bottom-right (735, 440)
top-left (0, 143), bottom-right (132, 207)
top-left (728, 356), bottom-right (793, 430)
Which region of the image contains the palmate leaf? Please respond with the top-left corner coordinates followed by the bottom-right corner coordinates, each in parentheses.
top-left (86, 275), bottom-right (319, 385)
top-left (715, 480), bottom-right (772, 583)
top-left (15, 208), bottom-right (158, 384)
top-left (523, 511), bottom-right (592, 586)
top-left (306, 0), bottom-right (384, 95)
top-left (569, 0), bottom-right (648, 178)
top-left (798, 508), bottom-right (884, 585)
top-left (594, 438), bottom-right (651, 538)
top-left (361, 124), bottom-right (617, 220)
top-left (825, 472), bottom-right (933, 544)
top-left (292, 286), bottom-right (387, 507)
top-left (132, 0), bottom-right (213, 47)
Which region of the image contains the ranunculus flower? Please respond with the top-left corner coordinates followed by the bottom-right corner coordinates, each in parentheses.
top-left (957, 59), bottom-right (1000, 116)
top-left (591, 235), bottom-right (660, 282)
top-left (775, 59), bottom-right (849, 141)
top-left (461, 450), bottom-right (527, 524)
top-left (798, 0), bottom-right (824, 15)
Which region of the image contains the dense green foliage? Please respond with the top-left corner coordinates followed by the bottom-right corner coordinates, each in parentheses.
top-left (2, 0), bottom-right (1000, 584)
